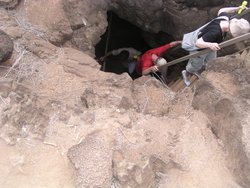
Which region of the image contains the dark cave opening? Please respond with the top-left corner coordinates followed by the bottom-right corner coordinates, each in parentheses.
top-left (95, 11), bottom-right (188, 83)
top-left (95, 11), bottom-right (151, 59)
top-left (95, 11), bottom-right (151, 75)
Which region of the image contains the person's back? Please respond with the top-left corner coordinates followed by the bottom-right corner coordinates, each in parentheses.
top-left (135, 41), bottom-right (181, 76)
top-left (198, 13), bottom-right (229, 44)
top-left (111, 48), bottom-right (141, 62)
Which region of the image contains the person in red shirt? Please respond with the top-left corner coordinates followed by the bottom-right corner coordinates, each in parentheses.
top-left (135, 41), bottom-right (182, 76)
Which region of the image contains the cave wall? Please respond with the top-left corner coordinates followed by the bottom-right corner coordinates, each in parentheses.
top-left (12, 0), bottom-right (248, 55)
top-left (62, 0), bottom-right (248, 53)
top-left (109, 0), bottom-right (246, 40)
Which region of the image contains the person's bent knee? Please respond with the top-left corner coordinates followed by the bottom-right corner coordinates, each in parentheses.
top-left (186, 63), bottom-right (199, 74)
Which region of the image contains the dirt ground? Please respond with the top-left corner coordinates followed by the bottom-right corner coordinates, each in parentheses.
top-left (0, 1), bottom-right (250, 187)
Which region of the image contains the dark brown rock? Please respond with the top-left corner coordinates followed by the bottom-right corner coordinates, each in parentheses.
top-left (0, 30), bottom-right (13, 64)
top-left (0, 0), bottom-right (18, 9)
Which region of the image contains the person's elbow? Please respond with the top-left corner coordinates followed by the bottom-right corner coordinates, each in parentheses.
top-left (196, 37), bottom-right (211, 49)
top-left (217, 7), bottom-right (239, 15)
top-left (195, 39), bottom-right (204, 49)
top-left (217, 8), bottom-right (224, 16)
top-left (217, 7), bottom-right (227, 15)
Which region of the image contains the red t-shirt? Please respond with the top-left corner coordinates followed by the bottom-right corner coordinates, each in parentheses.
top-left (136, 43), bottom-right (171, 75)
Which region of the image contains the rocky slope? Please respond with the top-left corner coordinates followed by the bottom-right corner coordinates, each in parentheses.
top-left (0, 0), bottom-right (249, 187)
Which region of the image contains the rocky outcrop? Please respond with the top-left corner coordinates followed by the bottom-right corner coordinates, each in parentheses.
top-left (14, 0), bottom-right (247, 55)
top-left (0, 0), bottom-right (18, 9)
top-left (0, 1), bottom-right (250, 188)
top-left (173, 0), bottom-right (225, 8)
top-left (192, 55), bottom-right (250, 187)
top-left (113, 152), bottom-right (181, 188)
top-left (68, 132), bottom-right (113, 188)
top-left (62, 0), bottom-right (108, 56)
top-left (0, 80), bottom-right (49, 145)
top-left (13, 0), bottom-right (244, 57)
top-left (21, 0), bottom-right (73, 46)
top-left (0, 30), bottom-right (13, 64)
top-left (0, 9), bottom-right (24, 40)
top-left (109, 0), bottom-right (243, 39)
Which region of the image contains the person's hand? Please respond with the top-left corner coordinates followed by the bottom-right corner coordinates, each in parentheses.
top-left (209, 43), bottom-right (220, 51)
top-left (99, 56), bottom-right (106, 61)
top-left (239, 4), bottom-right (248, 11)
top-left (237, 2), bottom-right (248, 14)
top-left (151, 65), bottom-right (159, 72)
top-left (170, 41), bottom-right (182, 47)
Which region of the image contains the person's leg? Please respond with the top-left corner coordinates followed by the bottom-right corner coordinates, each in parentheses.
top-left (182, 69), bottom-right (191, 86)
top-left (183, 53), bottom-right (207, 86)
top-left (194, 51), bottom-right (217, 78)
top-left (202, 51), bottom-right (217, 69)
top-left (128, 60), bottom-right (137, 74)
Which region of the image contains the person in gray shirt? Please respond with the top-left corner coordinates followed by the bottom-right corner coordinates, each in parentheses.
top-left (100, 48), bottom-right (141, 74)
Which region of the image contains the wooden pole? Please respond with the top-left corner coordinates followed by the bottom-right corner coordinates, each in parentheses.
top-left (160, 32), bottom-right (250, 69)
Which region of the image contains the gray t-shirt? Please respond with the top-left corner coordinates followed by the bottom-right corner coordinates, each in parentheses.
top-left (112, 48), bottom-right (141, 61)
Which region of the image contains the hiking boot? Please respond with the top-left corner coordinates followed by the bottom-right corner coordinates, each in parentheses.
top-left (182, 70), bottom-right (191, 86)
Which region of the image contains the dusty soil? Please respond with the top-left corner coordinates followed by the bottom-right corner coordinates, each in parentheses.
top-left (0, 1), bottom-right (249, 188)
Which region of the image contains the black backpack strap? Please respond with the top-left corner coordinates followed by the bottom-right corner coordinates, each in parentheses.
top-left (215, 15), bottom-right (229, 21)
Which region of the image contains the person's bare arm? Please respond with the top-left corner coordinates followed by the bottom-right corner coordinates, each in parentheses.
top-left (170, 41), bottom-right (182, 47)
top-left (218, 6), bottom-right (242, 15)
top-left (100, 51), bottom-right (113, 61)
top-left (142, 66), bottom-right (158, 76)
top-left (195, 37), bottom-right (220, 51)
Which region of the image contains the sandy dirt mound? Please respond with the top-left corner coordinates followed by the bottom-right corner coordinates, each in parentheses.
top-left (68, 132), bottom-right (113, 188)
top-left (192, 55), bottom-right (250, 187)
top-left (1, 46), bottom-right (249, 188)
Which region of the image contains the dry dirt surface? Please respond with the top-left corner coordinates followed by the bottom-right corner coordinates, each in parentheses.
top-left (1, 53), bottom-right (249, 187)
top-left (0, 1), bottom-right (250, 188)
